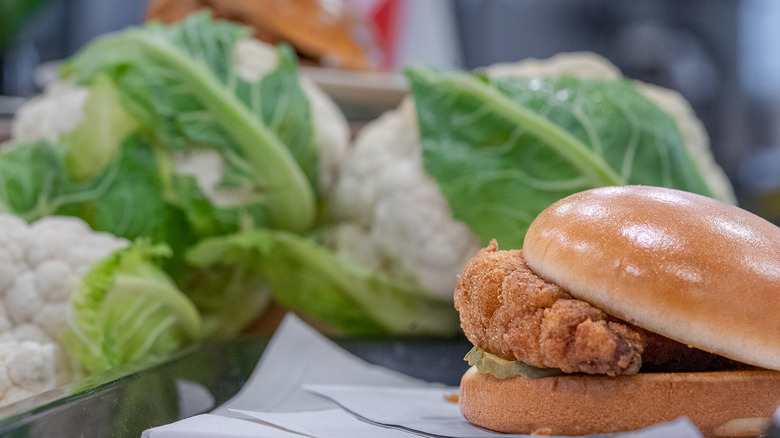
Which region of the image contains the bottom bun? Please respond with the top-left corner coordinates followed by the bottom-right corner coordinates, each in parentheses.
top-left (459, 366), bottom-right (780, 437)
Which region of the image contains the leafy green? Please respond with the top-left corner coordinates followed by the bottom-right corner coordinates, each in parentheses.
top-left (407, 68), bottom-right (718, 248)
top-left (61, 12), bottom-right (317, 232)
top-left (62, 241), bottom-right (203, 372)
top-left (1, 14), bottom-right (328, 356)
top-left (79, 136), bottom-right (196, 259)
top-left (175, 250), bottom-right (272, 338)
top-left (0, 74), bottom-right (137, 222)
top-left (60, 74), bottom-right (138, 182)
top-left (0, 141), bottom-right (80, 220)
top-left (0, 135), bottom-right (198, 263)
top-left (185, 230), bottom-right (461, 336)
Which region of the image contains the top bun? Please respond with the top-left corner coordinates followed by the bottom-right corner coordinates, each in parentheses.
top-left (523, 185), bottom-right (780, 371)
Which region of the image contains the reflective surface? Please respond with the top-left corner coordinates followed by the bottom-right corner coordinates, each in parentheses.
top-left (0, 337), bottom-right (471, 438)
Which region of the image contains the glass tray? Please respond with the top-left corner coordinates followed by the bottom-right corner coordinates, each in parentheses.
top-left (0, 337), bottom-right (471, 437)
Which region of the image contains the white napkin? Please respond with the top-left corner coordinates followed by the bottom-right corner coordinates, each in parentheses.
top-left (142, 313), bottom-right (435, 437)
top-left (141, 413), bottom-right (301, 437)
top-left (232, 408), bottom-right (414, 438)
top-left (212, 313), bottom-right (433, 416)
top-left (142, 314), bottom-right (708, 438)
top-left (303, 385), bottom-right (705, 438)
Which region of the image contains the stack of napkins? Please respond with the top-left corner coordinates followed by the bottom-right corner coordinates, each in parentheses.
top-left (141, 314), bottom-right (706, 438)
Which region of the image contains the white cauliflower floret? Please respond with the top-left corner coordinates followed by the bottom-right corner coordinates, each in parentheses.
top-left (301, 77), bottom-right (351, 195)
top-left (11, 81), bottom-right (89, 144)
top-left (0, 215), bottom-right (127, 345)
top-left (333, 52), bottom-right (735, 302)
top-left (173, 149), bottom-right (255, 208)
top-left (0, 341), bottom-right (56, 408)
top-left (332, 98), bottom-right (481, 300)
top-left (484, 51), bottom-right (623, 80)
top-left (0, 214), bottom-right (127, 401)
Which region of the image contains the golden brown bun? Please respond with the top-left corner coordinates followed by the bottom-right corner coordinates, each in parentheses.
top-left (146, 0), bottom-right (378, 70)
top-left (522, 186), bottom-right (780, 371)
top-left (460, 366), bottom-right (780, 436)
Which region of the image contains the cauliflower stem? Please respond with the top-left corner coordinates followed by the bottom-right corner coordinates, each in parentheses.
top-left (186, 230), bottom-right (461, 336)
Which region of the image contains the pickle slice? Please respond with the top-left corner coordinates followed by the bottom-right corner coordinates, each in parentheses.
top-left (465, 346), bottom-right (563, 379)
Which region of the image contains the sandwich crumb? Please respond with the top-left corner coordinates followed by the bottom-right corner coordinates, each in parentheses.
top-left (444, 393), bottom-right (459, 403)
top-left (531, 427), bottom-right (552, 435)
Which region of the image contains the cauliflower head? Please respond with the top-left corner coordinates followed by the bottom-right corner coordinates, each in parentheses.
top-left (12, 38), bottom-right (350, 207)
top-left (332, 97), bottom-right (480, 300)
top-left (0, 341), bottom-right (56, 408)
top-left (332, 52), bottom-right (735, 302)
top-left (0, 214), bottom-right (127, 398)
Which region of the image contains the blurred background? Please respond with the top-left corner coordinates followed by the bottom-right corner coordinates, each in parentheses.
top-left (1, 0), bottom-right (780, 218)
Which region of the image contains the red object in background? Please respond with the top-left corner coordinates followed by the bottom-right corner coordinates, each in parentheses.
top-left (369, 0), bottom-right (403, 69)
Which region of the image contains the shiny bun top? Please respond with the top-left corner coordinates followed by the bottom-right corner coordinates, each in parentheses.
top-left (523, 185), bottom-right (780, 370)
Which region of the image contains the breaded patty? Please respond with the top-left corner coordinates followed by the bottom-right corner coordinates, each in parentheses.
top-left (454, 240), bottom-right (742, 376)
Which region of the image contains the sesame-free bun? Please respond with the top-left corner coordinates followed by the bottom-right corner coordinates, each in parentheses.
top-left (459, 366), bottom-right (780, 436)
top-left (522, 185), bottom-right (780, 371)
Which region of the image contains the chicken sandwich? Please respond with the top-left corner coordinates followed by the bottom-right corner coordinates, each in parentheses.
top-left (454, 185), bottom-right (780, 436)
